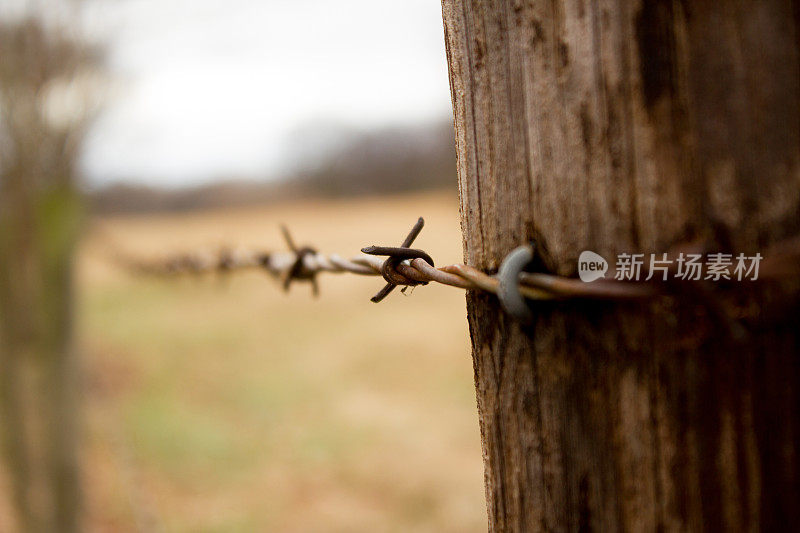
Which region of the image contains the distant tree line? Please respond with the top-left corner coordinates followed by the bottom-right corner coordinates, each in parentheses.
top-left (90, 120), bottom-right (457, 214)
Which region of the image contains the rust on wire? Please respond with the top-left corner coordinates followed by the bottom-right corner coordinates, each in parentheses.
top-left (97, 216), bottom-right (800, 323)
top-left (360, 217), bottom-right (434, 303)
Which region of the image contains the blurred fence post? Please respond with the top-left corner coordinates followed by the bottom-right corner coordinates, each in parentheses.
top-left (0, 171), bottom-right (82, 533)
top-left (0, 18), bottom-right (89, 532)
top-left (441, 1), bottom-right (800, 530)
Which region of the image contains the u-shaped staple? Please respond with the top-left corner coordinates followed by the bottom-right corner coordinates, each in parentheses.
top-left (497, 243), bottom-right (536, 323)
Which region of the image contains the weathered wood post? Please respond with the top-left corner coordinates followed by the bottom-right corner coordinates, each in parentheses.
top-left (0, 18), bottom-right (90, 532)
top-left (441, 1), bottom-right (800, 530)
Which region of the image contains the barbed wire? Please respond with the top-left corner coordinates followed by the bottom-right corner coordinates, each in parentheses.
top-left (100, 217), bottom-right (800, 322)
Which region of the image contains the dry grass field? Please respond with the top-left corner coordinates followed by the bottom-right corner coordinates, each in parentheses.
top-left (76, 191), bottom-right (485, 532)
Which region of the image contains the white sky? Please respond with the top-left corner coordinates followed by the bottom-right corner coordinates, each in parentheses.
top-left (74, 0), bottom-right (452, 187)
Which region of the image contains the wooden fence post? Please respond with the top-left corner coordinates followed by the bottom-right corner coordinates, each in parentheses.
top-left (441, 1), bottom-right (800, 530)
top-left (0, 18), bottom-right (89, 532)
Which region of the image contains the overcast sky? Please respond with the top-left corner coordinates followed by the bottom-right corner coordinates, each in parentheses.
top-left (71, 0), bottom-right (452, 187)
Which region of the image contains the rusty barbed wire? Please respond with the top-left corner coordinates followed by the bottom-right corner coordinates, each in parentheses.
top-left (361, 217), bottom-right (436, 302)
top-left (98, 218), bottom-right (800, 318)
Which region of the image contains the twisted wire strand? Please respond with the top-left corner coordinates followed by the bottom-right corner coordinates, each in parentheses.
top-left (110, 247), bottom-right (571, 299)
top-left (96, 215), bottom-right (800, 306)
top-left (104, 243), bottom-right (798, 303)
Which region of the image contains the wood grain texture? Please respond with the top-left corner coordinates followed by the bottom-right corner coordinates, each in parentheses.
top-left (441, 0), bottom-right (800, 530)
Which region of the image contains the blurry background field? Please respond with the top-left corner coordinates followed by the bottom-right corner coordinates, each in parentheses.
top-left (77, 191), bottom-right (485, 532)
top-left (0, 2), bottom-right (482, 530)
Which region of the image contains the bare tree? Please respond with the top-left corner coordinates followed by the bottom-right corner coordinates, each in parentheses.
top-left (442, 1), bottom-right (800, 531)
top-left (0, 16), bottom-right (99, 532)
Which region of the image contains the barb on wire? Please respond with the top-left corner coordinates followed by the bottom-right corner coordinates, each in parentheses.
top-left (281, 225), bottom-right (319, 296)
top-left (361, 217), bottom-right (434, 303)
top-left (98, 217), bottom-right (800, 322)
